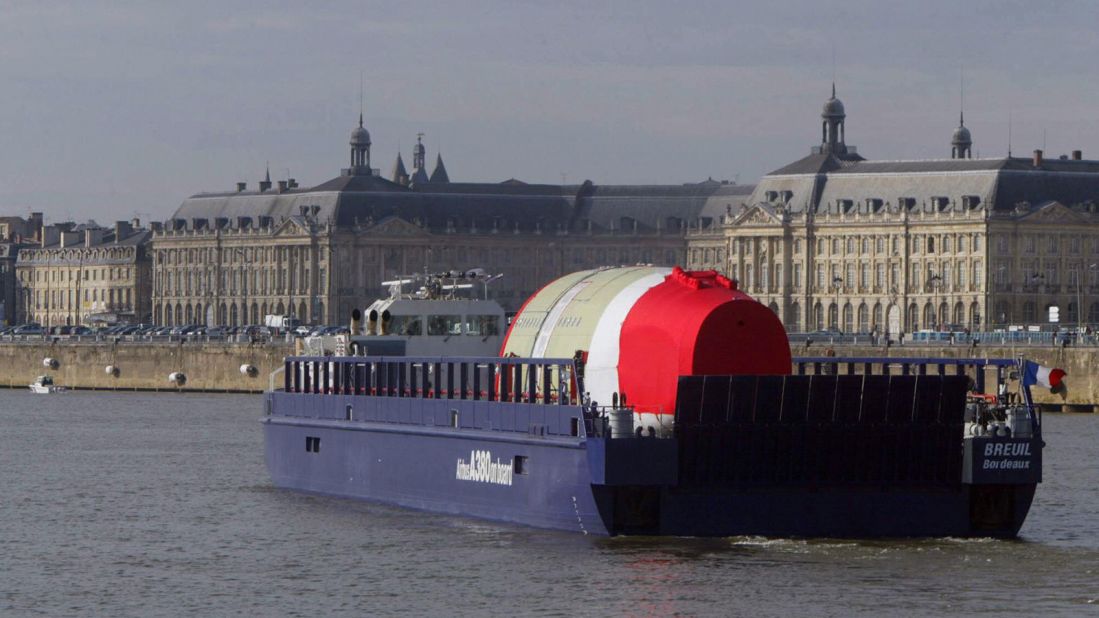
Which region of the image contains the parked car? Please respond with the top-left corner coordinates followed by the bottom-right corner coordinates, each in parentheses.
top-left (13, 324), bottom-right (44, 335)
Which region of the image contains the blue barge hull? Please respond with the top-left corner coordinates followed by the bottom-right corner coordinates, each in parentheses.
top-left (263, 354), bottom-right (1041, 537)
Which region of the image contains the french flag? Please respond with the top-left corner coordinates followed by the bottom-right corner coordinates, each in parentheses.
top-left (1023, 361), bottom-right (1066, 390)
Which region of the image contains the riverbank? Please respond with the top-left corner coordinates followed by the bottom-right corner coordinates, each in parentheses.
top-left (0, 340), bottom-right (288, 393)
top-left (0, 340), bottom-right (1093, 410)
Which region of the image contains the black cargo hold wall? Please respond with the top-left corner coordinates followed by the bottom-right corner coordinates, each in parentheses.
top-left (674, 374), bottom-right (968, 487)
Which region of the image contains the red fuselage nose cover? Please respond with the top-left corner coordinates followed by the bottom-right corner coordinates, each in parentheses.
top-left (617, 268), bottom-right (791, 415)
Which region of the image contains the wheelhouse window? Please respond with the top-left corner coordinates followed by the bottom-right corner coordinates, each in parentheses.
top-left (427, 315), bottom-right (463, 336)
top-left (465, 315), bottom-right (500, 336)
top-left (389, 315), bottom-right (423, 336)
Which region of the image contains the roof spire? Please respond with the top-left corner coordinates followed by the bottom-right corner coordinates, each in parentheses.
top-left (832, 81), bottom-right (836, 99)
top-left (1008, 109), bottom-right (1013, 157)
top-left (265, 162), bottom-right (270, 183)
top-left (959, 65), bottom-right (965, 127)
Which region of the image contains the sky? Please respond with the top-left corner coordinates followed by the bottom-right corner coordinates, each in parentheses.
top-left (3, 0), bottom-right (1099, 224)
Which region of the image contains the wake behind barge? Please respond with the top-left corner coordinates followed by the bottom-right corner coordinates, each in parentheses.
top-left (263, 267), bottom-right (1042, 537)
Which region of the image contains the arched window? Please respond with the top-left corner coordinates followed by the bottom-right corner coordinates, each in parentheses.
top-left (814, 302), bottom-right (823, 330)
top-left (923, 302), bottom-right (935, 328)
top-left (230, 303), bottom-right (239, 326)
top-left (953, 302), bottom-right (965, 325)
top-left (857, 303), bottom-right (869, 333)
top-left (828, 304), bottom-right (839, 330)
top-left (789, 302), bottom-right (801, 332)
top-left (994, 301), bottom-right (1010, 326)
top-left (908, 304), bottom-right (919, 331)
top-left (872, 303), bottom-right (883, 332)
top-left (970, 302), bottom-right (981, 329)
top-left (1023, 301), bottom-right (1036, 323)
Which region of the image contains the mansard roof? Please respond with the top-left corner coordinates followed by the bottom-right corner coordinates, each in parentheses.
top-left (751, 152), bottom-right (1099, 215)
top-left (769, 151), bottom-right (861, 175)
top-left (170, 172), bottom-right (733, 234)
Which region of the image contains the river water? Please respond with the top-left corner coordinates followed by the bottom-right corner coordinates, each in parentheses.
top-left (0, 391), bottom-right (1096, 617)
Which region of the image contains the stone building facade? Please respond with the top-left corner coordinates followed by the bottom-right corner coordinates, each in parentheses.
top-left (0, 213), bottom-right (42, 324)
top-left (688, 88), bottom-right (1099, 335)
top-left (151, 118), bottom-right (743, 326)
top-left (17, 222), bottom-right (152, 326)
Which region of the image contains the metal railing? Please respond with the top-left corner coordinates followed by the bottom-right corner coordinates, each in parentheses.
top-left (789, 330), bottom-right (1098, 347)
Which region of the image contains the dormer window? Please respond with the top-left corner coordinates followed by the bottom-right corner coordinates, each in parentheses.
top-left (765, 190), bottom-right (778, 202)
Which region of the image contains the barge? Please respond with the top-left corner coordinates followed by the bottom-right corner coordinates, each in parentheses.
top-left (263, 266), bottom-right (1044, 537)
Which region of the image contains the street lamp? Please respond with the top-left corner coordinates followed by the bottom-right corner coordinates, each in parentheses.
top-left (1029, 273), bottom-right (1044, 326)
top-left (927, 273), bottom-right (942, 329)
top-left (831, 275), bottom-right (843, 331)
top-left (1076, 263), bottom-right (1097, 330)
top-left (230, 247), bottom-right (248, 326)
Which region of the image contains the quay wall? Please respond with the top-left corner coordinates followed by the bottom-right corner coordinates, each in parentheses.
top-left (0, 340), bottom-right (1094, 410)
top-left (0, 341), bottom-right (291, 393)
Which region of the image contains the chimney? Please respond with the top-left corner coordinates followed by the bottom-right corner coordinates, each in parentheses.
top-left (29, 212), bottom-right (44, 241)
top-left (60, 231), bottom-right (81, 248)
top-left (150, 221), bottom-right (163, 233)
top-left (131, 217), bottom-right (140, 229)
top-left (1073, 150), bottom-right (1083, 160)
top-left (259, 179), bottom-right (272, 192)
top-left (41, 226), bottom-right (60, 247)
top-left (236, 182), bottom-right (247, 192)
top-left (114, 220), bottom-right (133, 242)
top-left (1033, 149), bottom-right (1043, 167)
top-left (288, 178), bottom-right (298, 188)
top-left (277, 180), bottom-right (287, 193)
top-left (85, 228), bottom-right (101, 248)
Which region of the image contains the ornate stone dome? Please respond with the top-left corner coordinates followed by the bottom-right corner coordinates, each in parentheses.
top-left (822, 96), bottom-right (845, 118)
top-left (350, 115), bottom-right (371, 146)
top-left (952, 125), bottom-right (972, 144)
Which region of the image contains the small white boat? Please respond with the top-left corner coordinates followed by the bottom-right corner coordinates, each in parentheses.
top-left (29, 375), bottom-right (66, 394)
